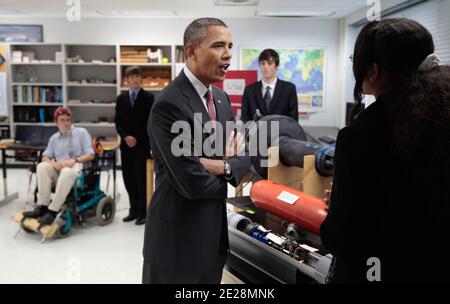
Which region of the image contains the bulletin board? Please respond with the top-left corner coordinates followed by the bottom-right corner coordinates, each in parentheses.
top-left (0, 44), bottom-right (8, 116)
top-left (214, 70), bottom-right (258, 119)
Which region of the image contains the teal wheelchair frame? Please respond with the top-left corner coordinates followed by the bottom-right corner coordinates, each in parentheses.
top-left (55, 165), bottom-right (115, 238)
top-left (18, 150), bottom-right (117, 241)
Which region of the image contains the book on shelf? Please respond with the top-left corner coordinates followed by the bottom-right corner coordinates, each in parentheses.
top-left (34, 87), bottom-right (39, 104)
top-left (121, 47), bottom-right (168, 63)
top-left (39, 108), bottom-right (46, 123)
top-left (27, 86), bottom-right (32, 103)
top-left (14, 86), bottom-right (63, 104)
top-left (15, 107), bottom-right (55, 123)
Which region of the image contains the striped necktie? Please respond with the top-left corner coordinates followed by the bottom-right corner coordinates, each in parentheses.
top-left (205, 89), bottom-right (217, 128)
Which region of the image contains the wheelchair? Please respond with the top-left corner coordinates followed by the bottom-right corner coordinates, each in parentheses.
top-left (13, 139), bottom-right (117, 242)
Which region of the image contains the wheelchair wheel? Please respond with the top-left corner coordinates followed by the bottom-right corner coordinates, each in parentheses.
top-left (55, 218), bottom-right (71, 239)
top-left (96, 196), bottom-right (115, 226)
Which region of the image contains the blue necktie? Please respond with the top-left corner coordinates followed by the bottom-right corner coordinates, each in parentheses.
top-left (130, 91), bottom-right (136, 108)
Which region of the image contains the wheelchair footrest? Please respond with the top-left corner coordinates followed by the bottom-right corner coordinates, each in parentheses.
top-left (12, 212), bottom-right (60, 238)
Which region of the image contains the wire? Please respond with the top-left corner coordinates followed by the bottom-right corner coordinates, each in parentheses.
top-left (234, 172), bottom-right (254, 197)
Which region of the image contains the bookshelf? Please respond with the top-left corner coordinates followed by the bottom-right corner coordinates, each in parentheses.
top-left (7, 43), bottom-right (183, 140)
top-left (64, 44), bottom-right (117, 139)
top-left (119, 45), bottom-right (172, 98)
top-left (9, 44), bottom-right (64, 131)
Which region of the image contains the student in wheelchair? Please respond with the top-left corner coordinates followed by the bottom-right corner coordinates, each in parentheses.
top-left (22, 107), bottom-right (95, 226)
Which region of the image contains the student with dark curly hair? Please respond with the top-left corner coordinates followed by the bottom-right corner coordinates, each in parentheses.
top-left (321, 18), bottom-right (450, 283)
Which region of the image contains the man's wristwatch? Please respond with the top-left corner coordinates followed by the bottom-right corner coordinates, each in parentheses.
top-left (224, 160), bottom-right (232, 178)
top-left (75, 157), bottom-right (79, 163)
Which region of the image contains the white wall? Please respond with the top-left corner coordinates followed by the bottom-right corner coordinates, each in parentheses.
top-left (340, 0), bottom-right (409, 127)
top-left (2, 17), bottom-right (342, 127)
top-left (345, 0), bottom-right (406, 25)
top-left (229, 18), bottom-right (342, 127)
top-left (341, 0), bottom-right (450, 128)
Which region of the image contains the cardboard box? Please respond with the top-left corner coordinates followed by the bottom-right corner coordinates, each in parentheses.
top-left (12, 50), bottom-right (22, 63)
top-left (55, 51), bottom-right (64, 63)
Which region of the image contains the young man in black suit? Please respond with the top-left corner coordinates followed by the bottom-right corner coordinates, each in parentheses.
top-left (115, 66), bottom-right (154, 225)
top-left (241, 49), bottom-right (299, 123)
top-left (143, 18), bottom-right (250, 284)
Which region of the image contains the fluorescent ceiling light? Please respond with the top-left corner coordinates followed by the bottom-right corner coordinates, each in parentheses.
top-left (121, 10), bottom-right (177, 17)
top-left (215, 0), bottom-right (259, 6)
top-left (96, 10), bottom-right (124, 16)
top-left (96, 10), bottom-right (177, 17)
top-left (255, 10), bottom-right (335, 17)
top-left (0, 9), bottom-right (27, 16)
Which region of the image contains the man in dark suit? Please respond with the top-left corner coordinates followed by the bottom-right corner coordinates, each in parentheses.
top-left (241, 49), bottom-right (299, 123)
top-left (115, 66), bottom-right (154, 225)
top-left (142, 18), bottom-right (250, 284)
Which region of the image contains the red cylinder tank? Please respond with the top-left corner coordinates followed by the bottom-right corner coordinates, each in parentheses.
top-left (250, 180), bottom-right (328, 235)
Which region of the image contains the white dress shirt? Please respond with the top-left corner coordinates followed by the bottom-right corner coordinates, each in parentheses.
top-left (183, 66), bottom-right (212, 112)
top-left (261, 77), bottom-right (277, 99)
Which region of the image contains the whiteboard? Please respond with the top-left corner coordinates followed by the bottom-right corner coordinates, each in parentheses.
top-left (0, 72), bottom-right (6, 116)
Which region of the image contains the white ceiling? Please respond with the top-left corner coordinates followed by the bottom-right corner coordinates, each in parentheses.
top-left (0, 0), bottom-right (370, 19)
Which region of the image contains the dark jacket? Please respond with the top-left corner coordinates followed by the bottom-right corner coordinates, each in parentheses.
top-left (321, 96), bottom-right (450, 283)
top-left (143, 70), bottom-right (250, 275)
top-left (115, 89), bottom-right (154, 155)
top-left (241, 79), bottom-right (298, 122)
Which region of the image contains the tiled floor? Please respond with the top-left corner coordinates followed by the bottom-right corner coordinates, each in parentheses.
top-left (0, 169), bottom-right (245, 284)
